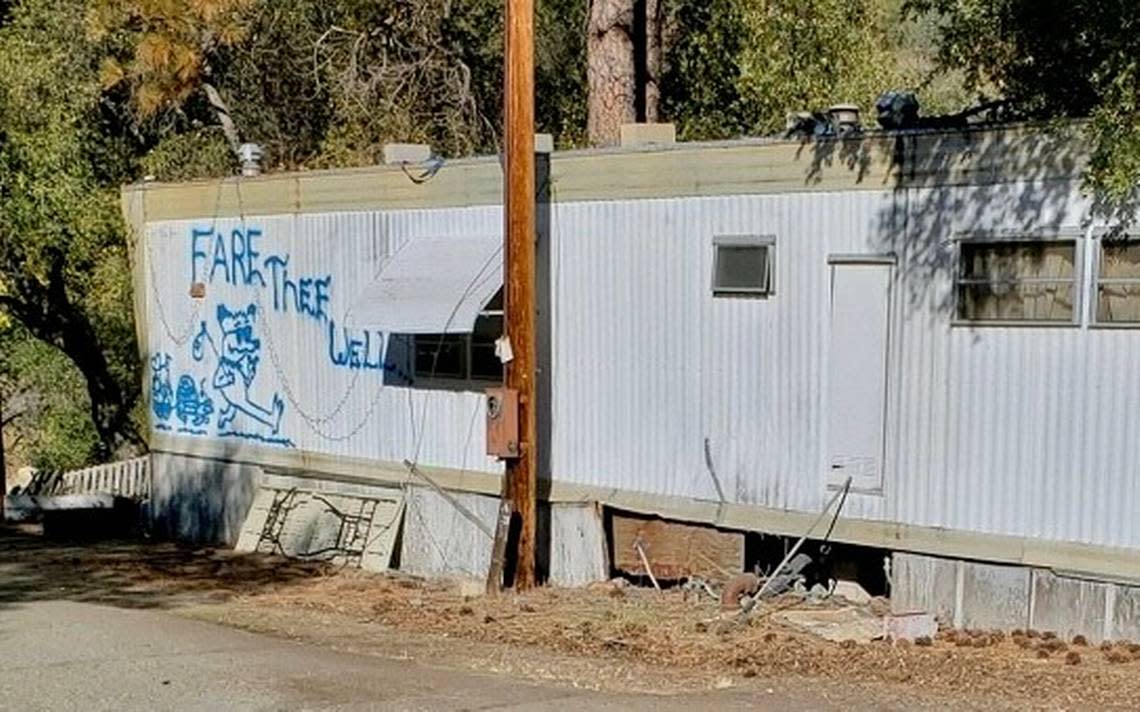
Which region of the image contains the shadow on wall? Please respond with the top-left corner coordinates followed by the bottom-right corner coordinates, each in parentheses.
top-left (149, 451), bottom-right (261, 546)
top-left (802, 123), bottom-right (1098, 317)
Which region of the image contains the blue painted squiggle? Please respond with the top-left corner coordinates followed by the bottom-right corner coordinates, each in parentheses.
top-left (218, 429), bottom-right (296, 448)
top-left (151, 353), bottom-right (174, 422)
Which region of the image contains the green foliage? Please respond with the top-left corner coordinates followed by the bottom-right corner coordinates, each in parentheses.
top-left (661, 0), bottom-right (748, 141)
top-left (906, 0), bottom-right (1140, 204)
top-left (536, 0), bottom-right (588, 148)
top-left (116, 0), bottom-right (587, 172)
top-left (88, 0), bottom-right (253, 116)
top-left (139, 127), bottom-right (233, 181)
top-left (308, 0), bottom-right (502, 164)
top-left (1, 326), bottom-right (100, 473)
top-left (735, 0), bottom-right (898, 135)
top-left (1089, 65), bottom-right (1140, 205)
top-left (211, 0), bottom-right (336, 170)
top-left (661, 0), bottom-right (974, 141)
top-left (0, 0), bottom-right (143, 462)
top-left (884, 0), bottom-right (975, 115)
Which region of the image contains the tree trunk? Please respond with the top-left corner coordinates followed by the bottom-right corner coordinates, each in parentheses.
top-left (588, 0), bottom-right (636, 146)
top-left (60, 314), bottom-right (135, 461)
top-left (587, 0), bottom-right (662, 146)
top-left (642, 0), bottom-right (661, 123)
top-left (47, 280), bottom-right (136, 462)
top-left (1, 259), bottom-right (139, 462)
top-left (203, 81), bottom-right (242, 156)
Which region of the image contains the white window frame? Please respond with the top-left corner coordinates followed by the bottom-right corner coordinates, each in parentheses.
top-left (951, 232), bottom-right (1082, 328)
top-left (711, 234), bottom-right (776, 297)
top-left (1091, 233), bottom-right (1140, 328)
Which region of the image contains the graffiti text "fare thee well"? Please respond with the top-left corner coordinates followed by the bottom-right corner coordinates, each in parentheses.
top-left (191, 226), bottom-right (385, 373)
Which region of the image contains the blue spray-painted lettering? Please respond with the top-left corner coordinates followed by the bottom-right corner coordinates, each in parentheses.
top-left (190, 228), bottom-right (211, 284)
top-left (150, 353), bottom-right (174, 422)
top-left (245, 228), bottom-right (265, 286)
top-left (327, 320), bottom-right (386, 371)
top-left (209, 231), bottom-right (231, 283)
top-left (191, 227), bottom-right (267, 287)
top-left (229, 230), bottom-right (247, 284)
top-left (166, 223), bottom-right (414, 448)
top-left (314, 277), bottom-right (331, 319)
top-left (264, 254), bottom-right (331, 322)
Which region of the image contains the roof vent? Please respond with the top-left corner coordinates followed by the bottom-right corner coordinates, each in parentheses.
top-left (827, 104), bottom-right (861, 136)
top-left (238, 143), bottom-right (263, 177)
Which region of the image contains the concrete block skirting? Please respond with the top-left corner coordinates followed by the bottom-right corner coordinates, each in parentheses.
top-left (894, 552), bottom-right (1140, 642)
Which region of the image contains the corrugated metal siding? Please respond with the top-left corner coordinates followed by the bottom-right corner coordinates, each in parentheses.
top-left (550, 182), bottom-right (1140, 551)
top-left (144, 208), bottom-right (503, 476)
top-left (140, 172), bottom-right (1140, 554)
top-left (549, 192), bottom-right (892, 522)
top-left (881, 183), bottom-right (1140, 551)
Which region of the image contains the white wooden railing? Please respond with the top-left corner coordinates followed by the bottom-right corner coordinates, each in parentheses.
top-left (53, 456), bottom-right (150, 499)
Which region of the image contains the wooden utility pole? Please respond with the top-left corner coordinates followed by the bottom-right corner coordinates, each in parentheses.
top-left (501, 0), bottom-right (537, 589)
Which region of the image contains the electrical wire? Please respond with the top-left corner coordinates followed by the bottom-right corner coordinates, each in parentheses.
top-left (145, 162), bottom-right (502, 566)
top-left (228, 170), bottom-right (502, 562)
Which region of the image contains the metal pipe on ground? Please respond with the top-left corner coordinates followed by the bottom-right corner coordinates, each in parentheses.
top-left (741, 476), bottom-right (853, 615)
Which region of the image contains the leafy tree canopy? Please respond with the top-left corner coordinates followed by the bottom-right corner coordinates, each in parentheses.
top-left (0, 0), bottom-right (142, 463)
top-left (907, 0), bottom-right (1140, 204)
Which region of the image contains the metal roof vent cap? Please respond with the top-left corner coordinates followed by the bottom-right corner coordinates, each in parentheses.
top-left (238, 143), bottom-right (263, 177)
top-left (828, 104), bottom-right (861, 136)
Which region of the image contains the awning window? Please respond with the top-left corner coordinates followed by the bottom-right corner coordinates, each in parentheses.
top-left (348, 234), bottom-right (502, 334)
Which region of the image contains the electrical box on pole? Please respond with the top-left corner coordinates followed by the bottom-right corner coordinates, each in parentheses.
top-left (485, 387), bottom-right (520, 459)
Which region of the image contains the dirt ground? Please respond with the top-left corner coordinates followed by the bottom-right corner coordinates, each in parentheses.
top-left (3, 525), bottom-right (1139, 710)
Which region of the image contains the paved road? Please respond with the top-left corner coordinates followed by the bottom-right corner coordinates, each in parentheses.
top-left (0, 600), bottom-right (816, 711)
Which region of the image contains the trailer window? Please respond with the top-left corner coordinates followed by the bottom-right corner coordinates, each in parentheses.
top-left (1095, 240), bottom-right (1140, 324)
top-left (956, 240), bottom-right (1077, 323)
top-left (712, 235), bottom-right (775, 296)
top-left (410, 289), bottom-right (504, 387)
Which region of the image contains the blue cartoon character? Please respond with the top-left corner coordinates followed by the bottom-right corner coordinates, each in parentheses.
top-left (150, 353), bottom-right (174, 422)
top-left (193, 304), bottom-right (286, 437)
top-left (175, 375), bottom-right (214, 427)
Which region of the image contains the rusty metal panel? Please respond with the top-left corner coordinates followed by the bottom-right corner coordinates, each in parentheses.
top-left (485, 387), bottom-right (520, 459)
top-left (610, 512), bottom-right (743, 581)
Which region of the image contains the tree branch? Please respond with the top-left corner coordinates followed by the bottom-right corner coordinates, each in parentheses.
top-left (202, 81), bottom-right (242, 155)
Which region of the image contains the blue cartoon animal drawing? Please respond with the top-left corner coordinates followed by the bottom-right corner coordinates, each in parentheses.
top-left (193, 303), bottom-right (285, 436)
top-left (175, 375), bottom-right (214, 427)
top-left (150, 353), bottom-right (174, 422)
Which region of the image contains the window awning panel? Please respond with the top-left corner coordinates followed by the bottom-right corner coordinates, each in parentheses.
top-left (348, 234), bottom-right (502, 334)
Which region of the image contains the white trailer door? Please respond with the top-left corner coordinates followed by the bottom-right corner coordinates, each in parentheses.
top-left (826, 256), bottom-right (894, 492)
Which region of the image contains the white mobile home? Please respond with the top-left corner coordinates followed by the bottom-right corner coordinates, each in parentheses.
top-left (124, 122), bottom-right (1140, 639)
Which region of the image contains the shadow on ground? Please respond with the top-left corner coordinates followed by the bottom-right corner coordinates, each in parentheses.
top-left (0, 524), bottom-right (329, 611)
